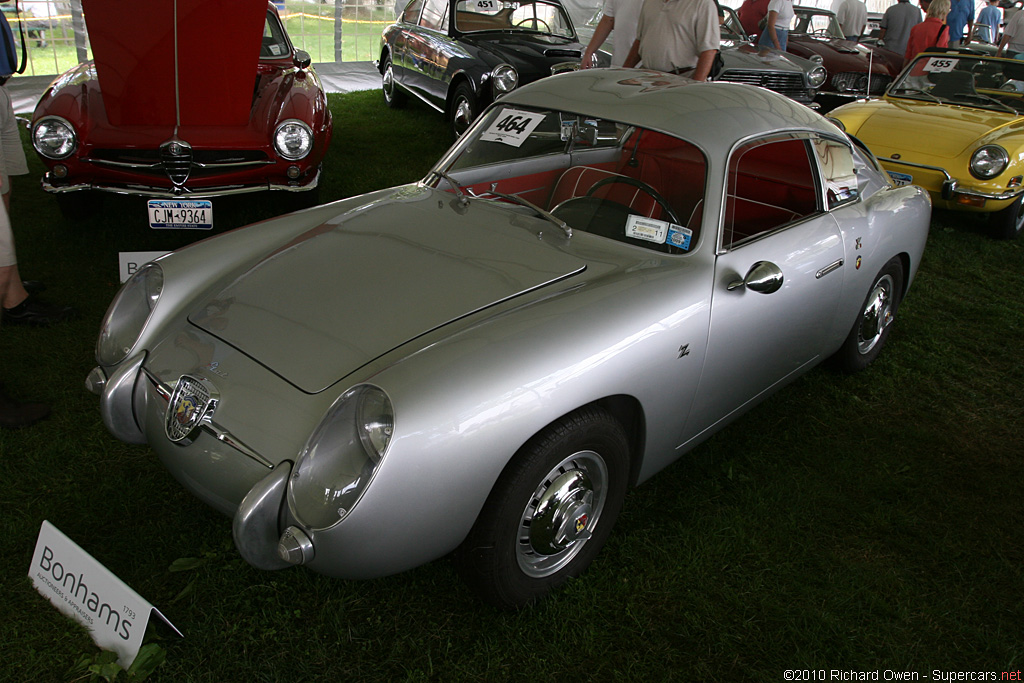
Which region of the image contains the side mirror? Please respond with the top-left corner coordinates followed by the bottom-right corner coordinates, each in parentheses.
top-left (294, 49), bottom-right (312, 70)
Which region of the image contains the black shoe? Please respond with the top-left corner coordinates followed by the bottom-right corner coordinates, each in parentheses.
top-left (2, 295), bottom-right (76, 325)
top-left (0, 385), bottom-right (50, 428)
top-left (21, 280), bottom-right (46, 295)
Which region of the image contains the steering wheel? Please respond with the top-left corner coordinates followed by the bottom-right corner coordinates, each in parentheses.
top-left (515, 17), bottom-right (551, 31)
top-left (585, 175), bottom-right (681, 225)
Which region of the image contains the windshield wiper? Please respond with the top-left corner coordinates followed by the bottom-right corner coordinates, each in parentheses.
top-left (488, 189), bottom-right (573, 238)
top-left (432, 170), bottom-right (470, 207)
top-left (890, 87), bottom-right (941, 103)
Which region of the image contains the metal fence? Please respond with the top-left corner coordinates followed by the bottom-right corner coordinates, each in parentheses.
top-left (4, 0), bottom-right (393, 78)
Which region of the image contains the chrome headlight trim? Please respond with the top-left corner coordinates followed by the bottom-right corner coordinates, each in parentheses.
top-left (808, 66), bottom-right (827, 88)
top-left (96, 263), bottom-right (163, 366)
top-left (491, 63), bottom-right (519, 94)
top-left (32, 115), bottom-right (78, 160)
top-left (288, 385), bottom-right (394, 530)
top-left (969, 145), bottom-right (1009, 180)
top-left (273, 119), bottom-right (314, 161)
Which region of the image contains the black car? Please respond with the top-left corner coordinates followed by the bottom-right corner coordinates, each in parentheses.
top-left (379, 0), bottom-right (593, 137)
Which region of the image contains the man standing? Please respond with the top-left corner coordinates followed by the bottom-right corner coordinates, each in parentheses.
top-left (737, 0), bottom-right (770, 37)
top-left (581, 0), bottom-right (643, 67)
top-left (622, 0), bottom-right (720, 81)
top-left (977, 0), bottom-right (1003, 43)
top-left (836, 0), bottom-right (868, 41)
top-left (997, 3), bottom-right (1024, 56)
top-left (946, 0), bottom-right (974, 47)
top-left (879, 0), bottom-right (923, 55)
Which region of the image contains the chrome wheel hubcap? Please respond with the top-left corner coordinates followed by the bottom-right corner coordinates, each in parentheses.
top-left (858, 273), bottom-right (895, 355)
top-left (453, 98), bottom-right (473, 136)
top-left (516, 450), bottom-right (608, 578)
top-left (383, 65), bottom-right (395, 101)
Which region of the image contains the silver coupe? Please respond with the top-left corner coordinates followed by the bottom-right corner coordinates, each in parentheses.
top-left (88, 69), bottom-right (931, 607)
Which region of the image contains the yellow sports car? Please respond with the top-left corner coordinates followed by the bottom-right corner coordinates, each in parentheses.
top-left (829, 50), bottom-right (1024, 239)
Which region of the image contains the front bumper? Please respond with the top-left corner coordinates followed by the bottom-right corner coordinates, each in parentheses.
top-left (42, 168), bottom-right (321, 199)
top-left (880, 158), bottom-right (1024, 211)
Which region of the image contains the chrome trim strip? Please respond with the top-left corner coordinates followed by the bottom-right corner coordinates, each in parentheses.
top-left (145, 370), bottom-right (275, 469)
top-left (88, 158), bottom-right (275, 171)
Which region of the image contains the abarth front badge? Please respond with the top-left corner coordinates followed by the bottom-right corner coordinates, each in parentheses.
top-left (166, 375), bottom-right (217, 443)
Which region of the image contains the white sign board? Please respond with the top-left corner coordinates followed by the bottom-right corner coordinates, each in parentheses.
top-left (119, 251), bottom-right (168, 283)
top-left (29, 521), bottom-right (181, 667)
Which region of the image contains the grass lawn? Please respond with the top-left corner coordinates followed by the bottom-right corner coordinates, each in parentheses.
top-left (0, 89), bottom-right (1021, 682)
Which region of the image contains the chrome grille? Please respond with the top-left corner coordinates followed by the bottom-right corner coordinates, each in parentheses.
top-left (718, 69), bottom-right (808, 98)
top-left (832, 72), bottom-right (892, 95)
top-left (160, 139), bottom-right (193, 186)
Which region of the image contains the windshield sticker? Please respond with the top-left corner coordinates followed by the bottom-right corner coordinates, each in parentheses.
top-left (626, 215), bottom-right (669, 244)
top-left (268, 44), bottom-right (283, 56)
top-left (480, 108), bottom-right (545, 147)
top-left (667, 225), bottom-right (692, 250)
top-left (923, 57), bottom-right (957, 73)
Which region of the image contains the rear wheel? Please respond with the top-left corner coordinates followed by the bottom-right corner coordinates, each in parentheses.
top-left (988, 194), bottom-right (1024, 240)
top-left (832, 258), bottom-right (904, 372)
top-left (454, 407), bottom-right (629, 608)
top-left (381, 54), bottom-right (406, 108)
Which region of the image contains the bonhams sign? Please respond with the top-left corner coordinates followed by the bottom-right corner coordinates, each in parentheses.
top-left (29, 521), bottom-right (180, 666)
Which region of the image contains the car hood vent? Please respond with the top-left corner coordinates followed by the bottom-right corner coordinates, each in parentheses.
top-left (190, 186), bottom-right (587, 393)
top-left (544, 48), bottom-right (582, 58)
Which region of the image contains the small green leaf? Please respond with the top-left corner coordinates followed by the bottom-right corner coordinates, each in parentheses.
top-left (168, 557), bottom-right (208, 572)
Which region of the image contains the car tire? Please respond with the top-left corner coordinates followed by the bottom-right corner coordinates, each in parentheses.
top-left (831, 257), bottom-right (904, 373)
top-left (449, 82), bottom-right (477, 139)
top-left (988, 194), bottom-right (1024, 240)
top-left (381, 54), bottom-right (406, 109)
top-left (454, 406), bottom-right (630, 608)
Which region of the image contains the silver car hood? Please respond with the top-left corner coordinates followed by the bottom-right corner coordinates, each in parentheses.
top-left (188, 186), bottom-right (587, 393)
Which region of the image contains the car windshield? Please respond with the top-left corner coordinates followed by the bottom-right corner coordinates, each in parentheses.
top-left (889, 54), bottom-right (1024, 113)
top-left (792, 9), bottom-right (844, 39)
top-left (431, 103), bottom-right (707, 255)
top-left (261, 10), bottom-right (291, 58)
top-left (455, 0), bottom-right (575, 37)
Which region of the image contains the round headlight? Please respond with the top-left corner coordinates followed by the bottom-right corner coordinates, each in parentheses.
top-left (33, 116), bottom-right (77, 160)
top-left (288, 385), bottom-right (394, 529)
top-left (970, 145), bottom-right (1009, 179)
top-left (273, 119), bottom-right (313, 160)
top-left (96, 263), bottom-right (163, 366)
top-left (808, 66), bottom-right (827, 88)
top-left (491, 63), bottom-right (519, 94)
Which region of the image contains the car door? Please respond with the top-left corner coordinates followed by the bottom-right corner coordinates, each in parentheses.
top-left (392, 0), bottom-right (424, 91)
top-left (681, 133), bottom-right (848, 444)
top-left (404, 0), bottom-right (452, 108)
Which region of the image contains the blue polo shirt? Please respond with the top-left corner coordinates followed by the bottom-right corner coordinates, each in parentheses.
top-left (947, 0), bottom-right (973, 42)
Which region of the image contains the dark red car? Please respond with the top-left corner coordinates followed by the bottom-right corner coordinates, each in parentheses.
top-left (30, 0), bottom-right (332, 226)
top-left (787, 6), bottom-right (899, 110)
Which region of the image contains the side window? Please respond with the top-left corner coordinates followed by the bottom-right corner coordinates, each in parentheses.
top-left (812, 137), bottom-right (859, 209)
top-left (724, 136), bottom-right (820, 250)
top-left (402, 0), bottom-right (424, 23)
top-left (420, 0), bottom-right (448, 30)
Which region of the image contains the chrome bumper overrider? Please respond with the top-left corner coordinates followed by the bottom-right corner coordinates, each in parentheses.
top-left (883, 158), bottom-right (1024, 202)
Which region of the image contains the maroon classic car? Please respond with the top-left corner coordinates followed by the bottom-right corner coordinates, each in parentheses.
top-left (30, 0), bottom-right (332, 226)
top-left (786, 6), bottom-right (899, 109)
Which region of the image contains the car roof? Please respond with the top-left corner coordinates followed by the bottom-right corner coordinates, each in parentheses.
top-left (498, 69), bottom-right (837, 154)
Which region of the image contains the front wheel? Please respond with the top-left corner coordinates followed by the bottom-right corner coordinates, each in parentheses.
top-left (831, 257), bottom-right (904, 373)
top-left (454, 407), bottom-right (629, 608)
top-left (381, 54), bottom-right (406, 109)
top-left (449, 82), bottom-right (477, 139)
top-left (988, 194), bottom-right (1024, 240)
